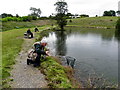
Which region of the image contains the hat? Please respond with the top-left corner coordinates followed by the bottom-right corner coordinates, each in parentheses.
top-left (41, 39), bottom-right (47, 44)
top-left (34, 41), bottom-right (41, 45)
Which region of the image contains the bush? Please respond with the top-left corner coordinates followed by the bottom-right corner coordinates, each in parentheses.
top-left (80, 14), bottom-right (89, 18)
top-left (115, 18), bottom-right (120, 38)
top-left (116, 18), bottom-right (120, 31)
top-left (16, 17), bottom-right (23, 21)
top-left (4, 17), bottom-right (14, 21)
top-left (22, 16), bottom-right (32, 22)
top-left (2, 16), bottom-right (37, 22)
top-left (32, 16), bottom-right (37, 20)
top-left (2, 17), bottom-right (22, 22)
top-left (2, 18), bottom-right (8, 22)
top-left (39, 17), bottom-right (49, 20)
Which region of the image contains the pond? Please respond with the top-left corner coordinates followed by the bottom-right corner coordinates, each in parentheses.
top-left (42, 27), bottom-right (118, 87)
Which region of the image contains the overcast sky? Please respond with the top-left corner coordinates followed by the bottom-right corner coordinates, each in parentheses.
top-left (0, 0), bottom-right (119, 17)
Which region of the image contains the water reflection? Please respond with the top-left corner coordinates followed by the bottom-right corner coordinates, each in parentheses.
top-left (55, 31), bottom-right (67, 56)
top-left (115, 31), bottom-right (120, 87)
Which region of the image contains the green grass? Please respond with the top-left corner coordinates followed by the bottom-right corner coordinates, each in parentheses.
top-left (2, 20), bottom-right (56, 31)
top-left (40, 56), bottom-right (74, 88)
top-left (2, 28), bottom-right (26, 79)
top-left (2, 26), bottom-right (51, 88)
top-left (2, 28), bottom-right (26, 88)
top-left (0, 32), bottom-right (2, 89)
top-left (67, 16), bottom-right (118, 28)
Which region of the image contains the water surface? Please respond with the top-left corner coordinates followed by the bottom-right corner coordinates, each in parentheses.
top-left (43, 27), bottom-right (118, 87)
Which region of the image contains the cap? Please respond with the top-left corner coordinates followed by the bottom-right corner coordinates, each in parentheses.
top-left (41, 39), bottom-right (47, 44)
top-left (33, 41), bottom-right (41, 45)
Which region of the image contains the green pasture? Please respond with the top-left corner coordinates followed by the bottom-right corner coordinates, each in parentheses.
top-left (67, 16), bottom-right (118, 28)
top-left (2, 20), bottom-right (55, 31)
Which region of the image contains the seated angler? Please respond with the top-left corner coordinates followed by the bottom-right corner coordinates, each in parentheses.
top-left (27, 29), bottom-right (33, 38)
top-left (34, 27), bottom-right (39, 32)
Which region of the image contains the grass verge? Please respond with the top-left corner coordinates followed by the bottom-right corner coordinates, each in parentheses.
top-left (40, 56), bottom-right (80, 88)
top-left (2, 28), bottom-right (25, 88)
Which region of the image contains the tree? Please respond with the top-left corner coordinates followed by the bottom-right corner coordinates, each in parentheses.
top-left (1, 13), bottom-right (13, 18)
top-left (54, 0), bottom-right (68, 14)
top-left (54, 0), bottom-right (68, 30)
top-left (29, 7), bottom-right (41, 18)
top-left (103, 10), bottom-right (116, 16)
top-left (109, 10), bottom-right (116, 16)
top-left (115, 18), bottom-right (120, 39)
top-left (16, 14), bottom-right (19, 18)
top-left (116, 18), bottom-right (120, 31)
top-left (66, 13), bottom-right (73, 17)
top-left (80, 14), bottom-right (89, 18)
top-left (116, 11), bottom-right (120, 16)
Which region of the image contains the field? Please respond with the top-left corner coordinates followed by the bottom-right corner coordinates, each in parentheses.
top-left (2, 20), bottom-right (55, 31)
top-left (67, 16), bottom-right (118, 28)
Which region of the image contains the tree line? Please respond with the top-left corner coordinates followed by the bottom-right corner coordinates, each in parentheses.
top-left (1, 0), bottom-right (119, 30)
top-left (1, 8), bottom-right (119, 22)
top-left (103, 10), bottom-right (120, 16)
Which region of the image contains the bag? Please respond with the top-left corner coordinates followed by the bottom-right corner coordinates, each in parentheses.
top-left (28, 49), bottom-right (37, 61)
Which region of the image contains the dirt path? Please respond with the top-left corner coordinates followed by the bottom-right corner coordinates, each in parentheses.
top-left (10, 34), bottom-right (48, 88)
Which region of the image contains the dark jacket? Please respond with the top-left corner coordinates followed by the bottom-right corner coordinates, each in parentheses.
top-left (27, 29), bottom-right (32, 34)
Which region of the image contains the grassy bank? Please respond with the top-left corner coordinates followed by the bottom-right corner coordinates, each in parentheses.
top-left (40, 56), bottom-right (80, 88)
top-left (67, 16), bottom-right (118, 28)
top-left (2, 19), bottom-right (55, 31)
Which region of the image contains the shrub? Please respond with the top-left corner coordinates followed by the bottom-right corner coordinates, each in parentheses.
top-left (32, 16), bottom-right (37, 20)
top-left (115, 18), bottom-right (120, 39)
top-left (16, 17), bottom-right (23, 21)
top-left (22, 16), bottom-right (32, 22)
top-left (2, 16), bottom-right (37, 22)
top-left (5, 17), bottom-right (14, 21)
top-left (80, 14), bottom-right (89, 18)
top-left (39, 17), bottom-right (49, 20)
top-left (116, 18), bottom-right (120, 31)
top-left (2, 18), bottom-right (8, 22)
